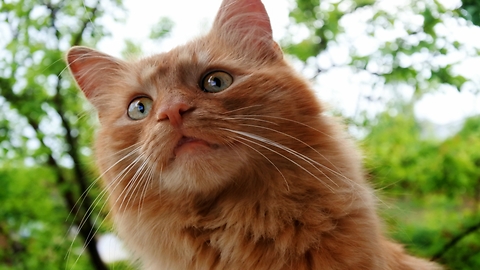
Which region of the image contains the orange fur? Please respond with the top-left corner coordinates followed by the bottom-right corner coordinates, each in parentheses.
top-left (66, 0), bottom-right (442, 269)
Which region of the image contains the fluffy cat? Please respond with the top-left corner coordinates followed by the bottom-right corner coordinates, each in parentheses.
top-left (66, 0), bottom-right (441, 269)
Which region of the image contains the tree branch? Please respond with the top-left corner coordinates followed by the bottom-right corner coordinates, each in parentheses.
top-left (431, 220), bottom-right (480, 261)
top-left (46, 153), bottom-right (108, 270)
top-left (72, 1), bottom-right (100, 46)
top-left (46, 2), bottom-right (108, 269)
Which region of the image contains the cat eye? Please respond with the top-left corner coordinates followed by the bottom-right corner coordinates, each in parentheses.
top-left (201, 71), bottom-right (233, 93)
top-left (127, 97), bottom-right (153, 120)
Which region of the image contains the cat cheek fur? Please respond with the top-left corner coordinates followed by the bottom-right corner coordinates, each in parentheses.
top-left (66, 0), bottom-right (442, 269)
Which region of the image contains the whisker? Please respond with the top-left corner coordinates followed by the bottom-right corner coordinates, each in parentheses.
top-left (122, 154), bottom-right (153, 217)
top-left (222, 128), bottom-right (336, 192)
top-left (69, 148), bottom-right (144, 269)
top-left (222, 126), bottom-right (379, 205)
top-left (157, 164), bottom-right (164, 197)
top-left (67, 144), bottom-right (142, 223)
top-left (67, 145), bottom-right (142, 241)
top-left (66, 144), bottom-right (142, 267)
top-left (229, 136), bottom-right (290, 191)
top-left (116, 153), bottom-right (147, 213)
top-left (235, 114), bottom-right (336, 139)
top-left (220, 104), bottom-right (263, 115)
top-left (238, 123), bottom-right (350, 183)
top-left (138, 158), bottom-right (156, 220)
top-left (222, 116), bottom-right (279, 126)
top-left (223, 129), bottom-right (340, 187)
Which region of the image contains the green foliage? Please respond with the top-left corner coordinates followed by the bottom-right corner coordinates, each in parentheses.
top-left (361, 110), bottom-right (480, 268)
top-left (461, 0), bottom-right (480, 26)
top-left (0, 0), bottom-right (125, 269)
top-left (363, 108), bottom-right (440, 195)
top-left (286, 0), bottom-right (478, 96)
top-left (122, 39), bottom-right (143, 59)
top-left (150, 17), bottom-right (174, 41)
top-left (364, 113), bottom-right (480, 197)
top-left (121, 17), bottom-right (174, 59)
top-left (382, 195), bottom-right (479, 267)
top-left (0, 167), bottom-right (92, 269)
top-left (108, 261), bottom-right (137, 270)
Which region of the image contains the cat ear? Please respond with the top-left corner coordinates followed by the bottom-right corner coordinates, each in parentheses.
top-left (212, 0), bottom-right (282, 60)
top-left (66, 46), bottom-right (124, 100)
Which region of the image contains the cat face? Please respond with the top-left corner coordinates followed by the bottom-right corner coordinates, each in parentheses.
top-left (67, 0), bottom-right (321, 199)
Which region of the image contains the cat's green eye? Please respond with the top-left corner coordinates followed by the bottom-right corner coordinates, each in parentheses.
top-left (201, 71), bottom-right (233, 93)
top-left (128, 97), bottom-right (153, 120)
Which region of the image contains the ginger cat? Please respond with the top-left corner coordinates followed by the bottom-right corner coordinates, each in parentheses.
top-left (66, 0), bottom-right (441, 269)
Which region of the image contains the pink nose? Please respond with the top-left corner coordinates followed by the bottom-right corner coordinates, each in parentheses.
top-left (156, 100), bottom-right (193, 127)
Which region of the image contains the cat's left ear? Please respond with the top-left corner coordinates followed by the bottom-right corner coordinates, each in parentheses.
top-left (212, 0), bottom-right (283, 60)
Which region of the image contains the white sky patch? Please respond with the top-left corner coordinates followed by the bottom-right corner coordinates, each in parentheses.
top-left (415, 86), bottom-right (480, 125)
top-left (98, 0), bottom-right (291, 57)
top-left (97, 233), bottom-right (130, 263)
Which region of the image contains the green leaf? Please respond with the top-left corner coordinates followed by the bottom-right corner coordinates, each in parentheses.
top-left (149, 17), bottom-right (174, 40)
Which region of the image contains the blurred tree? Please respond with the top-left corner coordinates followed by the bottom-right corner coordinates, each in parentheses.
top-left (363, 110), bottom-right (480, 200)
top-left (121, 16), bottom-right (174, 59)
top-left (362, 106), bottom-right (443, 195)
top-left (362, 111), bottom-right (480, 268)
top-left (461, 0), bottom-right (480, 26)
top-left (149, 17), bottom-right (174, 41)
top-left (0, 0), bottom-right (124, 269)
top-left (285, 0), bottom-right (480, 268)
top-left (285, 0), bottom-right (480, 122)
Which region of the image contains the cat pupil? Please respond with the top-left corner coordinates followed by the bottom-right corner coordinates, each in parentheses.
top-left (138, 103), bottom-right (145, 113)
top-left (209, 76), bottom-right (221, 88)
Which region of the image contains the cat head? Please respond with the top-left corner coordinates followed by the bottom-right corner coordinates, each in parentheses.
top-left (66, 0), bottom-right (322, 199)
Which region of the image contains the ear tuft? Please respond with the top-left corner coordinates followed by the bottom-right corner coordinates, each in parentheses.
top-left (66, 46), bottom-right (123, 99)
top-left (211, 0), bottom-right (282, 60)
top-left (213, 0), bottom-right (272, 38)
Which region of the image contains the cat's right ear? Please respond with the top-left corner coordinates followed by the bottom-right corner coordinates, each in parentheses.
top-left (212, 0), bottom-right (283, 61)
top-left (66, 46), bottom-right (123, 100)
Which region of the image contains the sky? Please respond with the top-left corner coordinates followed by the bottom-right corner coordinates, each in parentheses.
top-left (92, 0), bottom-right (480, 263)
top-left (98, 0), bottom-right (291, 57)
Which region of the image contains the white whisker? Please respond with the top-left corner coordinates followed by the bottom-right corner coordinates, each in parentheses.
top-left (137, 158), bottom-right (156, 220)
top-left (238, 123), bottom-right (351, 183)
top-left (235, 114), bottom-right (336, 139)
top-left (69, 148), bottom-right (144, 269)
top-left (221, 128), bottom-right (336, 192)
top-left (66, 144), bottom-right (142, 268)
top-left (116, 153), bottom-right (147, 212)
top-left (69, 144), bottom-right (142, 226)
top-left (220, 104), bottom-right (263, 114)
top-left (229, 136), bottom-right (290, 191)
top-left (222, 116), bottom-right (279, 126)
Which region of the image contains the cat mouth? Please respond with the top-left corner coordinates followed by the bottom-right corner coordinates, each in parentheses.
top-left (174, 136), bottom-right (218, 156)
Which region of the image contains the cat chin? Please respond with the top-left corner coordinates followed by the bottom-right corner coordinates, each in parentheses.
top-left (158, 147), bottom-right (248, 195)
top-left (173, 136), bottom-right (219, 157)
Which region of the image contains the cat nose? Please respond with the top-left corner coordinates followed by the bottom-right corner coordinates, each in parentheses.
top-left (156, 100), bottom-right (193, 127)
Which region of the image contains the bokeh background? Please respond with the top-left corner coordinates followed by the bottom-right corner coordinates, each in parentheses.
top-left (1, 0), bottom-right (480, 269)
